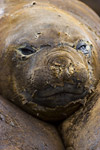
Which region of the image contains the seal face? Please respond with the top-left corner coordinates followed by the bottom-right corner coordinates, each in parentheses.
top-left (0, 1), bottom-right (99, 121)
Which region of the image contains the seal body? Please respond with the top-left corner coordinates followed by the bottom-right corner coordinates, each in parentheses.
top-left (0, 0), bottom-right (100, 121)
top-left (81, 0), bottom-right (100, 16)
top-left (0, 96), bottom-right (64, 150)
top-left (60, 82), bottom-right (100, 150)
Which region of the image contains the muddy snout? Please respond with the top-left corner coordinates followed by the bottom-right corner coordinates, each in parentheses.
top-left (46, 51), bottom-right (89, 85)
top-left (33, 50), bottom-right (89, 108)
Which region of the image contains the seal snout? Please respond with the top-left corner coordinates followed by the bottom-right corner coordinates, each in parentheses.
top-left (48, 54), bottom-right (73, 79)
top-left (46, 50), bottom-right (88, 85)
top-left (32, 50), bottom-right (89, 108)
top-left (33, 83), bottom-right (87, 107)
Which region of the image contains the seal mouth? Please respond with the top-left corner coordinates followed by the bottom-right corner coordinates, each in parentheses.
top-left (33, 84), bottom-right (88, 108)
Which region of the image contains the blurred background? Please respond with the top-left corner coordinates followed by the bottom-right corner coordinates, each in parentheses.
top-left (80, 0), bottom-right (100, 16)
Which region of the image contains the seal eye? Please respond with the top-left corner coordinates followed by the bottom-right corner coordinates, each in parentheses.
top-left (76, 40), bottom-right (92, 56)
top-left (18, 45), bottom-right (36, 55)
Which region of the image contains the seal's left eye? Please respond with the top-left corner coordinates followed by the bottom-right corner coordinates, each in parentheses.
top-left (18, 45), bottom-right (36, 55)
top-left (76, 40), bottom-right (92, 56)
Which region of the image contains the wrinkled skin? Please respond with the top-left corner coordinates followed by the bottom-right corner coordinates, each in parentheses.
top-left (0, 0), bottom-right (100, 149)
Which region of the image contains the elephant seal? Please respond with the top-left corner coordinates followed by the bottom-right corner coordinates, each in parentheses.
top-left (0, 0), bottom-right (100, 150)
top-left (0, 0), bottom-right (100, 122)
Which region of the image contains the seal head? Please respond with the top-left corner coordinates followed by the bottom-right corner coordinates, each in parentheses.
top-left (0, 1), bottom-right (99, 121)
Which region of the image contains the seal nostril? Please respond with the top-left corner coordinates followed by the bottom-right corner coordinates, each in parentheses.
top-left (32, 1), bottom-right (36, 5)
top-left (48, 54), bottom-right (74, 79)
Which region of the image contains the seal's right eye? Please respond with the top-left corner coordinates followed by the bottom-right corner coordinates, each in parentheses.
top-left (75, 40), bottom-right (92, 57)
top-left (18, 45), bottom-right (36, 55)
